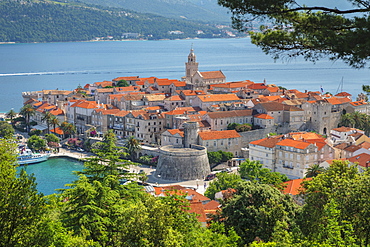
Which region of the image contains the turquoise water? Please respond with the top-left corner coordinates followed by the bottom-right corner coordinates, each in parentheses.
top-left (17, 157), bottom-right (84, 195)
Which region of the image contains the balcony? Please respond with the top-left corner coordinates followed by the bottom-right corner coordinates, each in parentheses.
top-left (112, 124), bottom-right (124, 130)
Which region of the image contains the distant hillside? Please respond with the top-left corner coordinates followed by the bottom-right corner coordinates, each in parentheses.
top-left (71, 0), bottom-right (231, 23)
top-left (0, 0), bottom-right (241, 43)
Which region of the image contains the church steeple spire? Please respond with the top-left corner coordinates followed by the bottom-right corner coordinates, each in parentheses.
top-left (185, 46), bottom-right (198, 82)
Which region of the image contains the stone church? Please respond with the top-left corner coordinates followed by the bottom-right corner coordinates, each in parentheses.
top-left (184, 48), bottom-right (226, 91)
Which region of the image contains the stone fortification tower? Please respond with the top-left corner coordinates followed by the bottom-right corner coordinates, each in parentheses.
top-left (155, 121), bottom-right (210, 181)
top-left (184, 121), bottom-right (198, 148)
top-left (155, 145), bottom-right (210, 181)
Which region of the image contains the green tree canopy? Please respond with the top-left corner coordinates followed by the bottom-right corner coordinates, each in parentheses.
top-left (116, 79), bottom-right (129, 87)
top-left (298, 160), bottom-right (369, 245)
top-left (27, 135), bottom-right (47, 152)
top-left (45, 133), bottom-right (60, 144)
top-left (239, 159), bottom-right (288, 186)
top-left (219, 181), bottom-right (298, 245)
top-left (204, 172), bottom-right (243, 200)
top-left (0, 121), bottom-right (14, 139)
top-left (218, 0), bottom-right (370, 68)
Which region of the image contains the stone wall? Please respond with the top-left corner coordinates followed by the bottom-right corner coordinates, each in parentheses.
top-left (155, 145), bottom-right (210, 181)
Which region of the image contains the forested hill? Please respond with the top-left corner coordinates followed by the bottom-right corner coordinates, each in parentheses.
top-left (70, 0), bottom-right (231, 23)
top-left (0, 0), bottom-right (238, 43)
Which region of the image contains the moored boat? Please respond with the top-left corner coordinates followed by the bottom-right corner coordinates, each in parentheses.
top-left (17, 149), bottom-right (50, 165)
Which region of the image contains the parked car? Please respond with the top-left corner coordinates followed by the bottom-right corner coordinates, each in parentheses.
top-left (205, 173), bottom-right (216, 181)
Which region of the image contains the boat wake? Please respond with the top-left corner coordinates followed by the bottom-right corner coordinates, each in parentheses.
top-left (0, 70), bottom-right (99, 77)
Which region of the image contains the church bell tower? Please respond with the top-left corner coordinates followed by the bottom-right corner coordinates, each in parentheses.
top-left (185, 47), bottom-right (198, 83)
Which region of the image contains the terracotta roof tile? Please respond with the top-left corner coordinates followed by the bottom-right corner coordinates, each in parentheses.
top-left (335, 92), bottom-right (352, 97)
top-left (332, 126), bottom-right (354, 132)
top-left (112, 76), bottom-right (140, 81)
top-left (51, 127), bottom-right (63, 135)
top-left (167, 129), bottom-right (184, 137)
top-left (199, 70), bottom-right (225, 79)
top-left (347, 153), bottom-right (370, 167)
top-left (350, 101), bottom-right (367, 106)
top-left (197, 94), bottom-right (240, 102)
top-left (177, 90), bottom-right (206, 96)
top-left (359, 141), bottom-right (370, 149)
top-left (254, 113), bottom-right (274, 119)
top-left (282, 178), bottom-right (312, 195)
top-left (250, 136), bottom-right (283, 148)
top-left (248, 83), bottom-right (267, 90)
top-left (276, 139), bottom-right (311, 150)
top-left (94, 81), bottom-right (113, 87)
top-left (199, 130), bottom-right (241, 140)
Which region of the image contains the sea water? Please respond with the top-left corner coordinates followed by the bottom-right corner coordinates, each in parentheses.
top-left (17, 157), bottom-right (83, 195)
top-left (1, 38), bottom-right (369, 112)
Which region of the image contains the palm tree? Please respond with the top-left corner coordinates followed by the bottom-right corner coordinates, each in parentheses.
top-left (49, 115), bottom-right (60, 135)
top-left (41, 111), bottom-right (53, 134)
top-left (124, 136), bottom-right (141, 161)
top-left (339, 113), bottom-right (355, 128)
top-left (60, 121), bottom-right (76, 139)
top-left (6, 109), bottom-right (17, 126)
top-left (352, 111), bottom-right (367, 130)
top-left (305, 164), bottom-right (325, 178)
top-left (19, 104), bottom-right (35, 133)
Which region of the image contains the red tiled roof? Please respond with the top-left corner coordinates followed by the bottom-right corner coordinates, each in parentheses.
top-left (71, 100), bottom-right (100, 109)
top-left (276, 139), bottom-right (311, 150)
top-left (94, 81), bottom-right (113, 87)
top-left (290, 132), bottom-right (323, 140)
top-left (96, 88), bottom-right (114, 93)
top-left (254, 113), bottom-right (274, 119)
top-left (210, 80), bottom-right (253, 89)
top-left (347, 153), bottom-right (370, 167)
top-left (154, 185), bottom-right (210, 202)
top-left (248, 83), bottom-right (267, 90)
top-left (325, 97), bottom-right (351, 105)
top-left (167, 129), bottom-right (184, 137)
top-left (197, 94), bottom-right (240, 102)
top-left (165, 95), bottom-right (185, 101)
top-left (177, 90), bottom-right (206, 96)
top-left (198, 130), bottom-right (241, 140)
top-left (332, 126), bottom-right (354, 132)
top-left (112, 76), bottom-right (140, 81)
top-left (199, 70), bottom-right (225, 79)
top-left (94, 109), bottom-right (120, 115)
top-left (250, 136), bottom-right (283, 148)
top-left (282, 178), bottom-right (312, 195)
top-left (359, 141), bottom-right (370, 149)
top-left (51, 127), bottom-right (63, 135)
top-left (49, 108), bottom-right (64, 116)
top-left (350, 101), bottom-right (367, 106)
top-left (335, 92), bottom-right (352, 97)
top-left (189, 201), bottom-right (207, 223)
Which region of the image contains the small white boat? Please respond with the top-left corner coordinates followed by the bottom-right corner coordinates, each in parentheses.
top-left (17, 149), bottom-right (50, 165)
